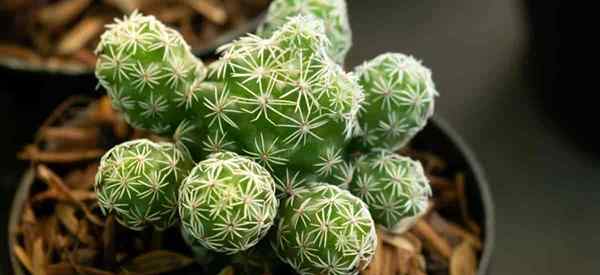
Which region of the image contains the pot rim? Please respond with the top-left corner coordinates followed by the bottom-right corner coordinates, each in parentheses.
top-left (0, 13), bottom-right (266, 75)
top-left (7, 116), bottom-right (495, 275)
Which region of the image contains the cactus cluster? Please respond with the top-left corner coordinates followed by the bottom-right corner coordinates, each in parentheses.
top-left (95, 11), bottom-right (206, 134)
top-left (95, 139), bottom-right (193, 230)
top-left (275, 184), bottom-right (376, 275)
top-left (350, 150), bottom-right (431, 232)
top-left (178, 151), bottom-right (278, 254)
top-left (257, 0), bottom-right (352, 64)
top-left (354, 53), bottom-right (437, 151)
top-left (93, 1), bottom-right (439, 274)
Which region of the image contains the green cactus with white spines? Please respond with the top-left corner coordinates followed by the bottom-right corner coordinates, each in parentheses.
top-left (95, 11), bottom-right (206, 134)
top-left (257, 0), bottom-right (352, 64)
top-left (95, 139), bottom-right (193, 231)
top-left (274, 184), bottom-right (377, 275)
top-left (197, 15), bottom-right (362, 191)
top-left (353, 53), bottom-right (437, 151)
top-left (349, 150), bottom-right (431, 232)
top-left (178, 151), bottom-right (279, 254)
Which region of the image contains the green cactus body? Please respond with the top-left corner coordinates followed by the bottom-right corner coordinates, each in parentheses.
top-left (275, 184), bottom-right (377, 275)
top-left (95, 139), bottom-right (193, 231)
top-left (354, 53), bottom-right (437, 151)
top-left (258, 0), bottom-right (352, 64)
top-left (198, 15), bottom-right (362, 192)
top-left (178, 151), bottom-right (278, 254)
top-left (95, 11), bottom-right (206, 134)
top-left (349, 150), bottom-right (431, 232)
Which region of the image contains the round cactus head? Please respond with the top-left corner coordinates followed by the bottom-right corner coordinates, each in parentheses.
top-left (349, 150), bottom-right (431, 232)
top-left (95, 139), bottom-right (194, 231)
top-left (258, 0), bottom-right (352, 64)
top-left (353, 53), bottom-right (437, 151)
top-left (95, 11), bottom-right (206, 134)
top-left (198, 15), bottom-right (362, 192)
top-left (178, 151), bottom-right (279, 254)
top-left (274, 184), bottom-right (377, 275)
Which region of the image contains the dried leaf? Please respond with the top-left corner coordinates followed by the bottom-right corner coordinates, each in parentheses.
top-left (119, 250), bottom-right (194, 275)
top-left (184, 0), bottom-right (227, 25)
top-left (103, 215), bottom-right (116, 269)
top-left (429, 212), bottom-right (482, 250)
top-left (32, 238), bottom-right (47, 275)
top-left (57, 16), bottom-right (106, 54)
top-left (19, 146), bottom-right (105, 163)
top-left (450, 241), bottom-right (477, 275)
top-left (14, 244), bottom-right (34, 274)
top-left (41, 126), bottom-right (99, 145)
top-left (412, 219), bottom-right (453, 260)
top-left (37, 0), bottom-right (93, 29)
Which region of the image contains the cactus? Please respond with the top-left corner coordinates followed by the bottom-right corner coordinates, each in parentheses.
top-left (95, 11), bottom-right (207, 135)
top-left (200, 15), bottom-right (363, 192)
top-left (95, 139), bottom-right (193, 231)
top-left (257, 0), bottom-right (352, 64)
top-left (178, 151), bottom-right (279, 254)
top-left (353, 53), bottom-right (437, 151)
top-left (349, 150), bottom-right (431, 232)
top-left (274, 184), bottom-right (377, 275)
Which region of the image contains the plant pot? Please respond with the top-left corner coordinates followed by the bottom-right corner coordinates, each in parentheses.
top-left (7, 115), bottom-right (494, 275)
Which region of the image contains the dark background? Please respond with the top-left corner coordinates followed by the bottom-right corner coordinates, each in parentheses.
top-left (1, 0), bottom-right (598, 274)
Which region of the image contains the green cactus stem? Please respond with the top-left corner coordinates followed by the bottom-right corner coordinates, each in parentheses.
top-left (257, 0), bottom-right (352, 64)
top-left (95, 11), bottom-right (206, 134)
top-left (201, 15), bottom-right (363, 192)
top-left (178, 151), bottom-right (279, 254)
top-left (353, 53), bottom-right (437, 151)
top-left (95, 139), bottom-right (193, 231)
top-left (349, 150), bottom-right (431, 232)
top-left (274, 184), bottom-right (377, 275)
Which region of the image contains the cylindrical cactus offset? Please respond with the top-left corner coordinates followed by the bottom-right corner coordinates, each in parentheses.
top-left (95, 11), bottom-right (206, 135)
top-left (95, 139), bottom-right (194, 231)
top-left (349, 150), bottom-right (431, 233)
top-left (274, 184), bottom-right (377, 275)
top-left (202, 15), bottom-right (363, 193)
top-left (178, 151), bottom-right (279, 254)
top-left (353, 53), bottom-right (437, 151)
top-left (257, 0), bottom-right (352, 64)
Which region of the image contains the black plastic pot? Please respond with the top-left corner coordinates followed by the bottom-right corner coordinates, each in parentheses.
top-left (7, 117), bottom-right (494, 275)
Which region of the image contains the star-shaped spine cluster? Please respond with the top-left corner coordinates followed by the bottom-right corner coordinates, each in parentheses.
top-left (275, 184), bottom-right (377, 275)
top-left (349, 150), bottom-right (431, 232)
top-left (178, 151), bottom-right (279, 254)
top-left (95, 139), bottom-right (193, 231)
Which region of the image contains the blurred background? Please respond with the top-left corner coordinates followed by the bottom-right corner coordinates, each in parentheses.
top-left (1, 0), bottom-right (597, 274)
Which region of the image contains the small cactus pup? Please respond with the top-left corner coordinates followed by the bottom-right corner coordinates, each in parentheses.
top-left (204, 15), bottom-right (363, 191)
top-left (274, 184), bottom-right (377, 275)
top-left (179, 151), bottom-right (279, 254)
top-left (257, 0), bottom-right (352, 64)
top-left (353, 53), bottom-right (437, 151)
top-left (95, 11), bottom-right (207, 135)
top-left (349, 150), bottom-right (432, 233)
top-left (95, 139), bottom-right (194, 231)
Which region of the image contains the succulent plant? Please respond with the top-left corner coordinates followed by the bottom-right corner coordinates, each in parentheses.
top-left (353, 53), bottom-right (437, 151)
top-left (198, 15), bottom-right (363, 192)
top-left (349, 150), bottom-right (431, 233)
top-left (178, 151), bottom-right (279, 254)
top-left (257, 0), bottom-right (352, 64)
top-left (95, 139), bottom-right (194, 231)
top-left (95, 11), bottom-right (207, 135)
top-left (274, 184), bottom-right (377, 275)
